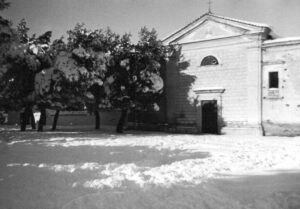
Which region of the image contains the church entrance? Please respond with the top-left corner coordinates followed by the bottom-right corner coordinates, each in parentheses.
top-left (202, 100), bottom-right (218, 134)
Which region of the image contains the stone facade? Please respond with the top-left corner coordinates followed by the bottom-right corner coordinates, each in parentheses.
top-left (163, 13), bottom-right (300, 135)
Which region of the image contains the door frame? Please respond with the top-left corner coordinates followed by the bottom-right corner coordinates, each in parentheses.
top-left (193, 88), bottom-right (225, 134)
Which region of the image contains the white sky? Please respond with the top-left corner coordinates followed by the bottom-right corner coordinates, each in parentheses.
top-left (3, 0), bottom-right (300, 42)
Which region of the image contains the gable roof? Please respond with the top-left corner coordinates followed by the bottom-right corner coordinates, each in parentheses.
top-left (163, 12), bottom-right (272, 45)
top-left (210, 14), bottom-right (270, 28)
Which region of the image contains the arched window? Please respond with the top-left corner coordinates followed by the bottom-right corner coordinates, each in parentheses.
top-left (201, 56), bottom-right (219, 66)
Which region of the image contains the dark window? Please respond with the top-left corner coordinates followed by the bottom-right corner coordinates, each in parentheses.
top-left (269, 72), bottom-right (279, 88)
top-left (201, 56), bottom-right (219, 66)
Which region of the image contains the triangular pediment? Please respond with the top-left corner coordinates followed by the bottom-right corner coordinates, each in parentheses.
top-left (176, 19), bottom-right (247, 44)
top-left (163, 13), bottom-right (271, 45)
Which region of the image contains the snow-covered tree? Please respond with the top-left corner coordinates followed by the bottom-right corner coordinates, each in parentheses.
top-left (61, 24), bottom-right (119, 130)
top-left (108, 27), bottom-right (168, 133)
top-left (1, 9), bottom-right (171, 133)
top-left (0, 0), bottom-right (14, 109)
top-left (58, 25), bottom-right (168, 133)
top-left (0, 16), bottom-right (53, 131)
top-left (34, 37), bottom-right (89, 131)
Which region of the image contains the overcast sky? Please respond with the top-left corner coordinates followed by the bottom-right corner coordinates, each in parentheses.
top-left (3, 0), bottom-right (300, 42)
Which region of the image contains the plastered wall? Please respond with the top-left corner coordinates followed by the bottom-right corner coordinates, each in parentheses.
top-left (262, 44), bottom-right (300, 124)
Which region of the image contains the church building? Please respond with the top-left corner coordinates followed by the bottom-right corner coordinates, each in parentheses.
top-left (162, 12), bottom-right (300, 135)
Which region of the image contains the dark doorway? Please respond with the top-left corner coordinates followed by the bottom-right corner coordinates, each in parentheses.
top-left (202, 100), bottom-right (218, 134)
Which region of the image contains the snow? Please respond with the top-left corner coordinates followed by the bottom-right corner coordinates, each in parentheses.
top-left (148, 73), bottom-right (164, 91)
top-left (4, 133), bottom-right (300, 189)
top-left (1, 130), bottom-right (300, 208)
top-left (66, 135), bottom-right (299, 188)
top-left (7, 162), bottom-right (103, 173)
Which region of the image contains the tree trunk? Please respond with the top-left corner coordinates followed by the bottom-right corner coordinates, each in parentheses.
top-left (20, 111), bottom-right (27, 131)
top-left (94, 110), bottom-right (100, 130)
top-left (29, 109), bottom-right (36, 130)
top-left (116, 109), bottom-right (128, 133)
top-left (38, 108), bottom-right (46, 132)
top-left (41, 108), bottom-right (46, 125)
top-left (52, 110), bottom-right (60, 131)
top-left (20, 107), bottom-right (30, 131)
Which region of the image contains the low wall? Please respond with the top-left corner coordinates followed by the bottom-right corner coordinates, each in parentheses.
top-left (48, 110), bottom-right (121, 126)
top-left (7, 110), bottom-right (121, 127)
top-left (7, 111), bottom-right (20, 125)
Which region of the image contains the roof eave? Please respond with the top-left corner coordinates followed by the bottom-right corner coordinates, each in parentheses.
top-left (263, 38), bottom-right (300, 48)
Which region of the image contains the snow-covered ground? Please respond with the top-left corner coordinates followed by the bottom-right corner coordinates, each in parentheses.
top-left (1, 128), bottom-right (300, 209)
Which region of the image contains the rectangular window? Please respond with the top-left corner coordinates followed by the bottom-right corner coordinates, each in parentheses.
top-left (269, 72), bottom-right (279, 88)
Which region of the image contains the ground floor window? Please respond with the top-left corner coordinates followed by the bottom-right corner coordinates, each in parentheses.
top-left (269, 71), bottom-right (279, 88)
